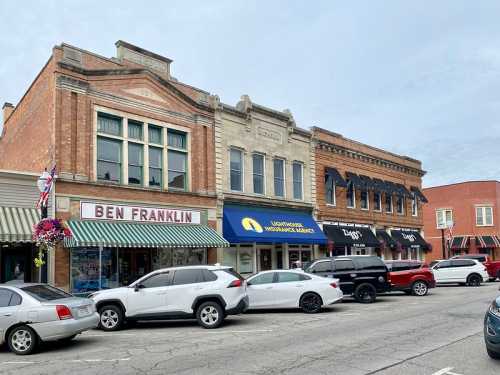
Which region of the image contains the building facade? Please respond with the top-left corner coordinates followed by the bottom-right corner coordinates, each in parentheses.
top-left (214, 95), bottom-right (326, 275)
top-left (313, 127), bottom-right (429, 260)
top-left (0, 41), bottom-right (228, 293)
top-left (423, 181), bottom-right (500, 262)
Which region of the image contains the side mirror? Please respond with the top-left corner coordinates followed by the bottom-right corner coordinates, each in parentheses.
top-left (134, 283), bottom-right (145, 292)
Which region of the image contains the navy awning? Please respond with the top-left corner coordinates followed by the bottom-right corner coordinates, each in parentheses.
top-left (376, 230), bottom-right (397, 249)
top-left (391, 230), bottom-right (427, 249)
top-left (324, 225), bottom-right (379, 248)
top-left (359, 175), bottom-right (375, 190)
top-left (325, 167), bottom-right (347, 188)
top-left (411, 186), bottom-right (428, 203)
top-left (372, 178), bottom-right (390, 194)
top-left (394, 183), bottom-right (412, 198)
top-left (346, 172), bottom-right (366, 190)
top-left (223, 205), bottom-right (327, 245)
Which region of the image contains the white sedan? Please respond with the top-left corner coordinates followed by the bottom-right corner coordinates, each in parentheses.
top-left (246, 270), bottom-right (343, 313)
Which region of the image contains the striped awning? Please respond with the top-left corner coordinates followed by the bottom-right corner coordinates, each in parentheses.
top-left (476, 235), bottom-right (500, 248)
top-left (0, 206), bottom-right (40, 243)
top-left (64, 220), bottom-right (229, 248)
top-left (450, 236), bottom-right (469, 250)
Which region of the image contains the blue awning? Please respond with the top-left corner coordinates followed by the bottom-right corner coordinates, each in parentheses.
top-left (223, 205), bottom-right (327, 245)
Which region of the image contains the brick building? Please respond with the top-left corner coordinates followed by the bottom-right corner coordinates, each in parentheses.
top-left (423, 181), bottom-right (500, 262)
top-left (0, 41), bottom-right (228, 293)
top-left (312, 127), bottom-right (429, 260)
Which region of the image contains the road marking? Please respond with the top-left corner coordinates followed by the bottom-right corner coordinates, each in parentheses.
top-left (209, 329), bottom-right (273, 334)
top-left (69, 358), bottom-right (131, 363)
top-left (432, 367), bottom-right (463, 375)
top-left (1, 361), bottom-right (35, 365)
top-left (84, 333), bottom-right (136, 337)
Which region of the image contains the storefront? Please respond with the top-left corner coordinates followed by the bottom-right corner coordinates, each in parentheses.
top-left (475, 235), bottom-right (500, 258)
top-left (222, 204), bottom-right (327, 275)
top-left (390, 229), bottom-right (427, 260)
top-left (65, 201), bottom-right (229, 294)
top-left (450, 236), bottom-right (470, 256)
top-left (322, 223), bottom-right (380, 256)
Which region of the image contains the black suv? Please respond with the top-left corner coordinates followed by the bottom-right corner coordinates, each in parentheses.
top-left (305, 256), bottom-right (391, 303)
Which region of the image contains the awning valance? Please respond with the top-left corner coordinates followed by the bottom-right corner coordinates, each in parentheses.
top-left (324, 225), bottom-right (379, 248)
top-left (64, 220), bottom-right (229, 248)
top-left (325, 168), bottom-right (347, 188)
top-left (0, 206), bottom-right (40, 243)
top-left (476, 235), bottom-right (500, 248)
top-left (359, 175), bottom-right (376, 190)
top-left (410, 186), bottom-right (428, 203)
top-left (450, 236), bottom-right (469, 250)
top-left (223, 205), bottom-right (327, 244)
top-left (376, 230), bottom-right (397, 249)
top-left (390, 229), bottom-right (427, 249)
top-left (394, 183), bottom-right (412, 198)
top-left (372, 178), bottom-right (391, 194)
top-left (346, 172), bottom-right (367, 190)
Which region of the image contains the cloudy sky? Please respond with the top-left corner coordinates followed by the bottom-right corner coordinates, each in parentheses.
top-left (1, 1), bottom-right (499, 187)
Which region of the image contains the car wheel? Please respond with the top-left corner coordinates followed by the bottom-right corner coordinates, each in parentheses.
top-left (354, 283), bottom-right (377, 303)
top-left (467, 274), bottom-right (481, 287)
top-left (8, 325), bottom-right (38, 355)
top-left (411, 281), bottom-right (428, 296)
top-left (300, 292), bottom-right (323, 313)
top-left (196, 301), bottom-right (224, 329)
top-left (487, 348), bottom-right (500, 360)
top-left (98, 304), bottom-right (124, 331)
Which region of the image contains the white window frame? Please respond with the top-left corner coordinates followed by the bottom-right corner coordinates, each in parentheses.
top-left (229, 147), bottom-right (244, 192)
top-left (273, 157), bottom-right (286, 198)
top-left (436, 208), bottom-right (453, 229)
top-left (346, 181), bottom-right (356, 209)
top-left (292, 161), bottom-right (304, 200)
top-left (325, 176), bottom-right (336, 206)
top-left (373, 191), bottom-right (382, 212)
top-left (385, 194), bottom-right (393, 214)
top-left (252, 153), bottom-right (265, 195)
top-left (476, 205), bottom-right (494, 227)
top-left (360, 189), bottom-right (369, 211)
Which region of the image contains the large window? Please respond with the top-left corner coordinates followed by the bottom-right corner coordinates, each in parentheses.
top-left (476, 206), bottom-right (493, 226)
top-left (385, 194), bottom-right (393, 213)
top-left (346, 180), bottom-right (355, 208)
top-left (128, 143), bottom-right (143, 185)
top-left (374, 191), bottom-right (382, 211)
top-left (436, 209), bottom-right (453, 229)
top-left (230, 148), bottom-right (243, 191)
top-left (412, 196), bottom-right (418, 216)
top-left (148, 147), bottom-right (163, 188)
top-left (167, 130), bottom-right (188, 190)
top-left (252, 154), bottom-right (265, 194)
top-left (273, 158), bottom-right (285, 197)
top-left (396, 196), bottom-right (405, 215)
top-left (325, 174), bottom-right (336, 205)
top-left (97, 137), bottom-right (121, 183)
top-left (360, 190), bottom-right (369, 210)
top-left (292, 162), bottom-right (303, 200)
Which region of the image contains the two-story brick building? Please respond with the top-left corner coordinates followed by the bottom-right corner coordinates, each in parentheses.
top-left (423, 181), bottom-right (500, 262)
top-left (313, 127), bottom-right (429, 260)
top-left (0, 41), bottom-right (228, 293)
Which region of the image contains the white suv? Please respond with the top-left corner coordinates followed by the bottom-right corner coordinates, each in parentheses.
top-left (430, 259), bottom-right (489, 286)
top-left (89, 265), bottom-right (248, 330)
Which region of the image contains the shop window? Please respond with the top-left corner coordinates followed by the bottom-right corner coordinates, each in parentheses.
top-left (128, 121), bottom-right (143, 140)
top-left (223, 247), bottom-right (238, 270)
top-left (396, 196), bottom-right (405, 215)
top-left (149, 147), bottom-right (163, 188)
top-left (141, 272), bottom-right (171, 288)
top-left (148, 125), bottom-right (163, 145)
top-left (476, 206), bottom-right (493, 226)
top-left (98, 114), bottom-right (122, 136)
top-left (325, 174), bottom-right (336, 205)
top-left (168, 150), bottom-right (187, 190)
top-left (385, 194), bottom-right (393, 213)
top-left (128, 143), bottom-right (143, 185)
top-left (273, 158), bottom-right (285, 197)
top-left (360, 190), bottom-right (369, 210)
top-left (97, 137), bottom-right (121, 183)
top-left (374, 192), bottom-right (382, 211)
top-left (436, 209), bottom-right (453, 229)
top-left (252, 153), bottom-right (265, 195)
top-left (71, 248), bottom-right (119, 293)
top-left (292, 162), bottom-right (303, 200)
top-left (346, 180), bottom-right (355, 208)
top-left (230, 148), bottom-right (243, 191)
top-left (412, 196), bottom-right (418, 216)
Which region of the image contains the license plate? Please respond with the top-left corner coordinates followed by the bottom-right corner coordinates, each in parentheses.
top-left (77, 306), bottom-right (91, 317)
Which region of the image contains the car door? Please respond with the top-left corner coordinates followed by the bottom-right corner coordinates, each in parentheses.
top-left (127, 271), bottom-right (172, 317)
top-left (332, 259), bottom-right (356, 295)
top-left (308, 260), bottom-right (334, 278)
top-left (0, 288), bottom-right (22, 339)
top-left (247, 272), bottom-right (276, 309)
top-left (388, 262), bottom-right (411, 289)
top-left (432, 260), bottom-right (452, 283)
top-left (167, 269), bottom-right (209, 314)
top-left (272, 272), bottom-right (308, 307)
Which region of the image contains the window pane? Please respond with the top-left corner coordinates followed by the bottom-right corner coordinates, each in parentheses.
top-left (230, 149), bottom-right (243, 191)
top-left (250, 273), bottom-right (274, 285)
top-left (149, 125), bottom-right (163, 144)
top-left (168, 171), bottom-right (186, 190)
top-left (97, 137), bottom-right (121, 162)
top-left (97, 161), bottom-right (121, 182)
top-left (361, 191), bottom-right (368, 209)
top-left (128, 143), bottom-right (143, 165)
top-left (149, 147), bottom-right (162, 168)
top-left (230, 149), bottom-right (242, 171)
top-left (277, 272), bottom-right (302, 283)
top-left (273, 159), bottom-right (284, 179)
top-left (293, 163), bottom-right (302, 199)
top-left (142, 273), bottom-right (171, 288)
top-left (347, 182), bottom-right (355, 207)
top-left (485, 207), bottom-right (493, 225)
top-left (274, 159), bottom-right (284, 197)
top-left (168, 150), bottom-right (186, 172)
top-left (374, 192), bottom-right (381, 210)
top-left (0, 290), bottom-right (13, 307)
top-left (129, 166), bottom-right (142, 185)
top-left (98, 114), bottom-right (121, 136)
top-left (445, 210), bottom-right (452, 224)
top-left (325, 175), bottom-right (334, 204)
top-left (172, 269), bottom-right (204, 285)
top-left (253, 154), bottom-right (264, 174)
top-left (168, 130), bottom-right (186, 149)
top-left (252, 154), bottom-right (264, 194)
top-left (149, 168), bottom-right (162, 187)
top-left (385, 195), bottom-right (392, 212)
top-left (128, 121), bottom-right (143, 140)
top-left (231, 171), bottom-right (242, 191)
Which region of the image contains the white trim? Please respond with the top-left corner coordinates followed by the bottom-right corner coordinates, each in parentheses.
top-left (411, 196), bottom-right (418, 217)
top-left (373, 191), bottom-right (382, 212)
top-left (360, 189), bottom-right (369, 211)
top-left (396, 196), bottom-right (405, 215)
top-left (252, 152), bottom-right (266, 195)
top-left (273, 157), bottom-right (286, 198)
top-left (436, 208), bottom-right (453, 229)
top-left (292, 161), bottom-right (304, 201)
top-left (476, 205), bottom-right (494, 227)
top-left (385, 194), bottom-right (393, 213)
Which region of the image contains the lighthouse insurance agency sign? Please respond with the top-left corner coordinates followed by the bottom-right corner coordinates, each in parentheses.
top-left (80, 202), bottom-right (201, 224)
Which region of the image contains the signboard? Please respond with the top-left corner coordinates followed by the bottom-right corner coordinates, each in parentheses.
top-left (80, 202), bottom-right (201, 224)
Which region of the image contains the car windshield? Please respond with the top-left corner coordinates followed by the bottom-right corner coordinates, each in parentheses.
top-left (21, 285), bottom-right (73, 301)
top-left (429, 261), bottom-right (439, 268)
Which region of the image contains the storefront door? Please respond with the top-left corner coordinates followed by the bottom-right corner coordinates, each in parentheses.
top-left (1, 246), bottom-right (31, 283)
top-left (119, 248), bottom-right (151, 286)
top-left (288, 246), bottom-right (312, 269)
top-left (259, 248), bottom-right (272, 271)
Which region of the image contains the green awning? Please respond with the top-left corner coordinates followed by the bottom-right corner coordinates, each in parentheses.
top-left (64, 220), bottom-right (229, 248)
top-left (0, 206), bottom-right (40, 243)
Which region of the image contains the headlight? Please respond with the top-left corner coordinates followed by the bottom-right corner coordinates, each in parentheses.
top-left (489, 302), bottom-right (500, 317)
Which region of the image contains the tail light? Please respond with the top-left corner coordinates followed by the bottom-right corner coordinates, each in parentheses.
top-left (228, 279), bottom-right (243, 288)
top-left (330, 282), bottom-right (338, 288)
top-left (56, 305), bottom-right (73, 320)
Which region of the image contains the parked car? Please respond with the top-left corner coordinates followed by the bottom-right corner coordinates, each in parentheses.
top-left (246, 269), bottom-right (343, 313)
top-left (0, 283), bottom-right (99, 355)
top-left (451, 254), bottom-right (500, 281)
top-left (305, 255), bottom-right (391, 303)
top-left (385, 260), bottom-right (436, 296)
top-left (89, 265), bottom-right (248, 330)
top-left (429, 259), bottom-right (489, 286)
top-left (484, 291), bottom-right (500, 359)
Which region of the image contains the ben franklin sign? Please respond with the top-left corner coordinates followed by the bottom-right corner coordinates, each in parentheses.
top-left (80, 202), bottom-right (201, 224)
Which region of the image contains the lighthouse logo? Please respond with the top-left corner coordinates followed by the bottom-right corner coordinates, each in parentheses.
top-left (241, 217), bottom-right (263, 233)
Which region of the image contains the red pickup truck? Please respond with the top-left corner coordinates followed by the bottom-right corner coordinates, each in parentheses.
top-left (385, 260), bottom-right (436, 296)
top-left (451, 254), bottom-right (500, 281)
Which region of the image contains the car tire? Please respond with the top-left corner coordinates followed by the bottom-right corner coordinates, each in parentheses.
top-left (411, 280), bottom-right (428, 296)
top-left (98, 304), bottom-right (124, 331)
top-left (487, 348), bottom-right (500, 360)
top-left (354, 283), bottom-right (377, 303)
top-left (299, 292), bottom-right (323, 313)
top-left (196, 301), bottom-right (224, 329)
top-left (7, 325), bottom-right (38, 355)
top-left (467, 274), bottom-right (481, 287)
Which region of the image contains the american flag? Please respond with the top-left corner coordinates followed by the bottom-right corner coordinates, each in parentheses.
top-left (36, 165), bottom-right (56, 209)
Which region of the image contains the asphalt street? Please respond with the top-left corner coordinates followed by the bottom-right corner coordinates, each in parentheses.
top-left (1, 283), bottom-right (499, 375)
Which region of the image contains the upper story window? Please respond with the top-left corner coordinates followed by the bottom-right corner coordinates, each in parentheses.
top-left (360, 190), bottom-right (369, 210)
top-left (148, 125), bottom-right (163, 145)
top-left (97, 136), bottom-right (122, 183)
top-left (167, 130), bottom-right (187, 190)
top-left (436, 209), bottom-right (453, 229)
top-left (396, 196), bottom-right (405, 215)
top-left (476, 206), bottom-right (493, 226)
top-left (252, 154), bottom-right (265, 195)
top-left (148, 147), bottom-right (162, 188)
top-left (128, 121), bottom-right (143, 140)
top-left (411, 196), bottom-right (418, 216)
top-left (385, 194), bottom-right (393, 213)
top-left (128, 143), bottom-right (143, 186)
top-left (98, 114), bottom-right (122, 136)
top-left (273, 158), bottom-right (285, 197)
top-left (292, 162), bottom-right (303, 200)
top-left (346, 180), bottom-right (355, 208)
top-left (325, 174), bottom-right (336, 206)
top-left (373, 191), bottom-right (382, 211)
top-left (230, 148), bottom-right (243, 192)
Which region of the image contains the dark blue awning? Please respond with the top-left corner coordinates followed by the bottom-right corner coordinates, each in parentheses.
top-left (223, 205), bottom-right (327, 244)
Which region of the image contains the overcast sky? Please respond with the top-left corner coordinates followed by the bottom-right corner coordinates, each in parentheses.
top-left (1, 1), bottom-right (499, 187)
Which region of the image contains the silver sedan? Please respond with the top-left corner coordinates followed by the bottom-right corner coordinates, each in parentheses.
top-left (0, 283), bottom-right (99, 355)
